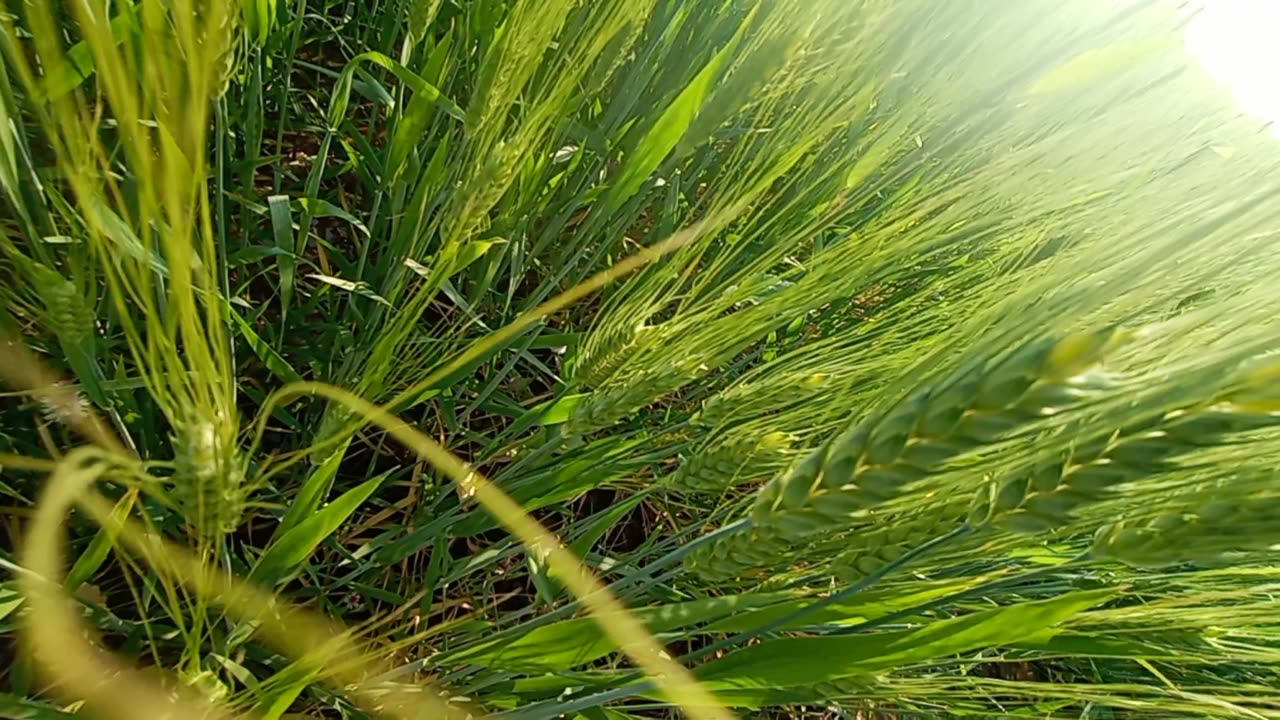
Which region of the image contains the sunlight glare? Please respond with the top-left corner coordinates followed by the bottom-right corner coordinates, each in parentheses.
top-left (1185, 0), bottom-right (1280, 131)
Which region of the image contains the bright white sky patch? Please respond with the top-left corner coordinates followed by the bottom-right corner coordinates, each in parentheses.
top-left (1185, 0), bottom-right (1280, 130)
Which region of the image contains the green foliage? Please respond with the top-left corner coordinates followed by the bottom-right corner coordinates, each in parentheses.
top-left (4, 1), bottom-right (1280, 719)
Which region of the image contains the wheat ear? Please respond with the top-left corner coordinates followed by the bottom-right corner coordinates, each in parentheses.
top-left (974, 357), bottom-right (1280, 534)
top-left (751, 328), bottom-right (1125, 542)
top-left (687, 327), bottom-right (1125, 579)
top-left (1092, 489), bottom-right (1280, 568)
top-left (668, 431), bottom-right (795, 494)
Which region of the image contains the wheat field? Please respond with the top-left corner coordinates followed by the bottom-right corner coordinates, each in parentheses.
top-left (3, 1), bottom-right (1280, 718)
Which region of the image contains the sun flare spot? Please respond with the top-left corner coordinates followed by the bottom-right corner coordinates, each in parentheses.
top-left (1186, 0), bottom-right (1280, 131)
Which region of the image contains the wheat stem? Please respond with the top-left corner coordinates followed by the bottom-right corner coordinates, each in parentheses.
top-left (516, 525), bottom-right (972, 720)
top-left (694, 524), bottom-right (972, 660)
top-left (254, 381), bottom-right (734, 720)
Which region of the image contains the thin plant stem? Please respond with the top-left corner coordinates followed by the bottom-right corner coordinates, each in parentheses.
top-left (499, 525), bottom-right (972, 720)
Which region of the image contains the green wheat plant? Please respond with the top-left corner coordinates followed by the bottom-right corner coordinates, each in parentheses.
top-left (5, 1), bottom-right (1280, 719)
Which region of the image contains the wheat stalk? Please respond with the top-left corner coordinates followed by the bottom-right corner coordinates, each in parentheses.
top-left (576, 324), bottom-right (662, 388)
top-left (694, 372), bottom-right (833, 429)
top-left (566, 356), bottom-right (709, 434)
top-left (752, 328), bottom-right (1126, 540)
top-left (684, 523), bottom-right (792, 581)
top-left (32, 265), bottom-right (94, 343)
top-left (668, 431), bottom-right (795, 494)
top-left (1092, 489), bottom-right (1280, 569)
top-left (685, 328), bottom-right (1126, 579)
top-left (975, 357), bottom-right (1280, 534)
top-left (169, 414), bottom-right (249, 540)
top-left (831, 506), bottom-right (968, 581)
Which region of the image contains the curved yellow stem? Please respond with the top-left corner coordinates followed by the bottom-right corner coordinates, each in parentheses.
top-left (0, 452), bottom-right (59, 472)
top-left (20, 448), bottom-right (238, 720)
top-left (384, 209), bottom-right (740, 414)
top-left (253, 381), bottom-right (735, 719)
top-left (21, 448), bottom-right (469, 719)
